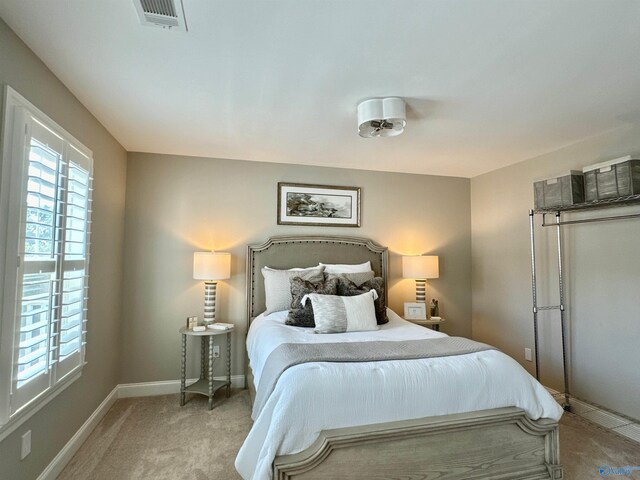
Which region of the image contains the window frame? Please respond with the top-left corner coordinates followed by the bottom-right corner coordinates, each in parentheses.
top-left (0, 86), bottom-right (93, 440)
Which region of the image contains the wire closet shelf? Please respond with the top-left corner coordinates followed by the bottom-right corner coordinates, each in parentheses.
top-left (529, 194), bottom-right (640, 412)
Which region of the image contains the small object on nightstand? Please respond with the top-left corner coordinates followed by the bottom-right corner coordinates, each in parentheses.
top-left (429, 299), bottom-right (439, 317)
top-left (186, 316), bottom-right (198, 329)
top-left (404, 302), bottom-right (427, 320)
top-left (192, 325), bottom-right (206, 332)
top-left (179, 325), bottom-right (234, 410)
top-left (207, 322), bottom-right (233, 330)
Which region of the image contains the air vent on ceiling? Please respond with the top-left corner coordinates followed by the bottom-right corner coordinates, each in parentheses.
top-left (133, 0), bottom-right (187, 31)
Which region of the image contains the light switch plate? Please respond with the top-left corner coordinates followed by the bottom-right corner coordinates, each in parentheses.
top-left (524, 348), bottom-right (532, 362)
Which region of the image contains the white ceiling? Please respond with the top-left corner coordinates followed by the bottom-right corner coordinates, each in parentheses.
top-left (1, 1), bottom-right (640, 178)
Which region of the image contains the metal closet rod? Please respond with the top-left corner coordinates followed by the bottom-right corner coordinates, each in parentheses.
top-left (541, 212), bottom-right (640, 227)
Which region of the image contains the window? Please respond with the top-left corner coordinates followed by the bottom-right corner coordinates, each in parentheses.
top-left (0, 87), bottom-right (93, 432)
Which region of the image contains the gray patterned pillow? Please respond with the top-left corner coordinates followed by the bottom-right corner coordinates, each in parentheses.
top-left (336, 276), bottom-right (388, 325)
top-left (286, 277), bottom-right (339, 327)
top-left (324, 270), bottom-right (375, 287)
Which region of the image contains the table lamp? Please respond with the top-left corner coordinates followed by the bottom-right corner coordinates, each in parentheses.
top-left (193, 251), bottom-right (231, 324)
top-left (402, 255), bottom-right (439, 302)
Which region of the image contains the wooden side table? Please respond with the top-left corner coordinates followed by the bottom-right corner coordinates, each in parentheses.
top-left (179, 326), bottom-right (233, 410)
top-left (406, 317), bottom-right (446, 331)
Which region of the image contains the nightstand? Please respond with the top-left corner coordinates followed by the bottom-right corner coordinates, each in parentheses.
top-left (179, 325), bottom-right (233, 410)
top-left (406, 317), bottom-right (446, 331)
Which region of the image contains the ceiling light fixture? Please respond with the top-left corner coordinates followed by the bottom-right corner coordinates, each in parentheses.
top-left (357, 97), bottom-right (406, 138)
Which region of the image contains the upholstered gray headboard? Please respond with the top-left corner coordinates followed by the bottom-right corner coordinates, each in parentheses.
top-left (246, 235), bottom-right (388, 324)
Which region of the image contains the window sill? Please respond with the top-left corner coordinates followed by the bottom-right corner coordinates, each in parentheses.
top-left (0, 366), bottom-right (83, 443)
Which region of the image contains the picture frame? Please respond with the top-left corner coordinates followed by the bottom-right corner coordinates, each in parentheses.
top-left (187, 316), bottom-right (199, 329)
top-left (404, 302), bottom-right (427, 320)
top-left (277, 182), bottom-right (361, 227)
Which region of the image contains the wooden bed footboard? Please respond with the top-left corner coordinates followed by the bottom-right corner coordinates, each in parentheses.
top-left (273, 407), bottom-right (562, 480)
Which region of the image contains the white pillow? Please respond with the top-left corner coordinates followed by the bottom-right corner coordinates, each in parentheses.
top-left (264, 266), bottom-right (307, 272)
top-left (319, 261), bottom-right (372, 274)
top-left (262, 266), bottom-right (325, 315)
top-left (302, 290), bottom-right (379, 334)
top-left (325, 270), bottom-right (375, 287)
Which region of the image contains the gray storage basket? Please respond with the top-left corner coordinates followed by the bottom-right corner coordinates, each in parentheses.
top-left (534, 171), bottom-right (585, 210)
top-left (584, 158), bottom-right (640, 202)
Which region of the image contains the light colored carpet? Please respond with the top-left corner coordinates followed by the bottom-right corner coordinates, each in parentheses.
top-left (59, 390), bottom-right (640, 479)
top-left (59, 391), bottom-right (251, 480)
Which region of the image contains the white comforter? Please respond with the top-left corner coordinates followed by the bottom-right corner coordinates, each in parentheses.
top-left (235, 309), bottom-right (563, 480)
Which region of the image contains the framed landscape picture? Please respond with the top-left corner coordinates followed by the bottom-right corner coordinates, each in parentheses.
top-left (277, 183), bottom-right (361, 227)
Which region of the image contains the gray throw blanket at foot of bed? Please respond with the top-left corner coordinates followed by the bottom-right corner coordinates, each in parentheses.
top-left (252, 337), bottom-right (495, 418)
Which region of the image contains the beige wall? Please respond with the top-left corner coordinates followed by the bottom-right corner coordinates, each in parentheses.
top-left (471, 124), bottom-right (640, 420)
top-left (120, 152), bottom-right (472, 383)
top-left (0, 19), bottom-right (127, 479)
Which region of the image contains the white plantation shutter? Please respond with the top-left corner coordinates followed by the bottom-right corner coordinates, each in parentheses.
top-left (11, 119), bottom-right (62, 410)
top-left (56, 146), bottom-right (92, 381)
top-left (0, 88), bottom-right (93, 426)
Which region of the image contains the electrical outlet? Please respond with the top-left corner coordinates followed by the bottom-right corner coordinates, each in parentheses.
top-left (21, 430), bottom-right (31, 460)
top-left (524, 348), bottom-right (532, 362)
top-left (213, 345), bottom-right (220, 358)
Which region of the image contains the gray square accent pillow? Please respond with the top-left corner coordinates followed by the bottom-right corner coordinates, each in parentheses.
top-left (262, 266), bottom-right (325, 315)
top-left (286, 277), bottom-right (339, 327)
top-left (336, 276), bottom-right (388, 325)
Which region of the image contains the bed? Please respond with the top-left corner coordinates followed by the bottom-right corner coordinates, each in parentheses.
top-left (236, 235), bottom-right (563, 480)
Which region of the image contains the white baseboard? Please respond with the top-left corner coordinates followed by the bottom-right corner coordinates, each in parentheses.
top-left (223, 375), bottom-right (246, 389)
top-left (38, 375), bottom-right (246, 478)
top-left (117, 379), bottom-right (196, 398)
top-left (544, 385), bottom-right (640, 444)
top-left (37, 385), bottom-right (119, 480)
top-left (118, 375), bottom-right (246, 398)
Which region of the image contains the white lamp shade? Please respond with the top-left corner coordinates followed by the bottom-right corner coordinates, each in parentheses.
top-left (402, 255), bottom-right (439, 279)
top-left (193, 251), bottom-right (231, 281)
